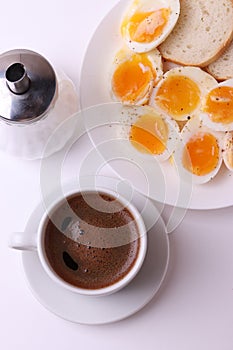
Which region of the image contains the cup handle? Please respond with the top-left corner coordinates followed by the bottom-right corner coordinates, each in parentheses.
top-left (8, 232), bottom-right (37, 251)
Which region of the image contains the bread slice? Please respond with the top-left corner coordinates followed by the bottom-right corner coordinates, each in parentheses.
top-left (159, 0), bottom-right (233, 67)
top-left (206, 39), bottom-right (233, 80)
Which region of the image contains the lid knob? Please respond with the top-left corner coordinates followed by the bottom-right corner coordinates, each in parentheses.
top-left (5, 62), bottom-right (30, 94)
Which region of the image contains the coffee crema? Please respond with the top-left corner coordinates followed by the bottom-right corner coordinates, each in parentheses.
top-left (44, 192), bottom-right (141, 290)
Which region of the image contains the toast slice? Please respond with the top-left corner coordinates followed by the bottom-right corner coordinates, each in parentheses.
top-left (159, 0), bottom-right (233, 67)
top-left (206, 39), bottom-right (233, 80)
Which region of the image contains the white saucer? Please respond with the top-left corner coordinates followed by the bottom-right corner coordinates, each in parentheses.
top-left (21, 176), bottom-right (169, 325)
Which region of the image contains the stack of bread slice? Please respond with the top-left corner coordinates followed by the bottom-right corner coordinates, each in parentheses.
top-left (158, 0), bottom-right (233, 80)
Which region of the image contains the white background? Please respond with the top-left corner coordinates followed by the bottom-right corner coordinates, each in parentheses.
top-left (1, 1), bottom-right (233, 349)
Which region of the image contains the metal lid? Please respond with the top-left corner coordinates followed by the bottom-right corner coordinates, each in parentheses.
top-left (0, 49), bottom-right (57, 123)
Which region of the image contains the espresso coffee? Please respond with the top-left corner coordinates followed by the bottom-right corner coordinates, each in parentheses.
top-left (44, 192), bottom-right (141, 290)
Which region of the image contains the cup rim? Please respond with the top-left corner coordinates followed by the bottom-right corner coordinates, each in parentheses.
top-left (37, 186), bottom-right (147, 296)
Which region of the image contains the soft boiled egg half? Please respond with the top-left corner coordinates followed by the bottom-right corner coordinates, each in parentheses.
top-left (223, 132), bottom-right (233, 171)
top-left (174, 117), bottom-right (223, 184)
top-left (119, 105), bottom-right (179, 161)
top-left (111, 47), bottom-right (163, 105)
top-left (150, 66), bottom-right (218, 122)
top-left (121, 0), bottom-right (180, 53)
top-left (201, 79), bottom-right (233, 132)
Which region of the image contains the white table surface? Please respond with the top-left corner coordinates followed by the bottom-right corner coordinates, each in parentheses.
top-left (1, 1), bottom-right (233, 349)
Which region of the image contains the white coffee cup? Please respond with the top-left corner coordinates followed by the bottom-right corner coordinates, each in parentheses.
top-left (9, 187), bottom-right (147, 297)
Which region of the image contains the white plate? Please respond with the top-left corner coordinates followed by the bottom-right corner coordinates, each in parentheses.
top-left (79, 0), bottom-right (233, 210)
top-left (21, 176), bottom-right (169, 325)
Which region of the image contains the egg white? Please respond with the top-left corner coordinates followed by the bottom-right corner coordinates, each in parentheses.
top-left (150, 66), bottom-right (218, 121)
top-left (173, 116), bottom-right (223, 184)
top-left (121, 0), bottom-right (180, 53)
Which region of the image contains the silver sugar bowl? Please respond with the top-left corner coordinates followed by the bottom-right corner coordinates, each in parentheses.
top-left (0, 49), bottom-right (78, 159)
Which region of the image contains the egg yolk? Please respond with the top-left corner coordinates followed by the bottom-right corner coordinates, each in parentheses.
top-left (127, 8), bottom-right (170, 43)
top-left (129, 113), bottom-right (168, 155)
top-left (182, 133), bottom-right (219, 176)
top-left (112, 54), bottom-right (155, 103)
top-left (204, 86), bottom-right (233, 124)
top-left (155, 75), bottom-right (201, 120)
